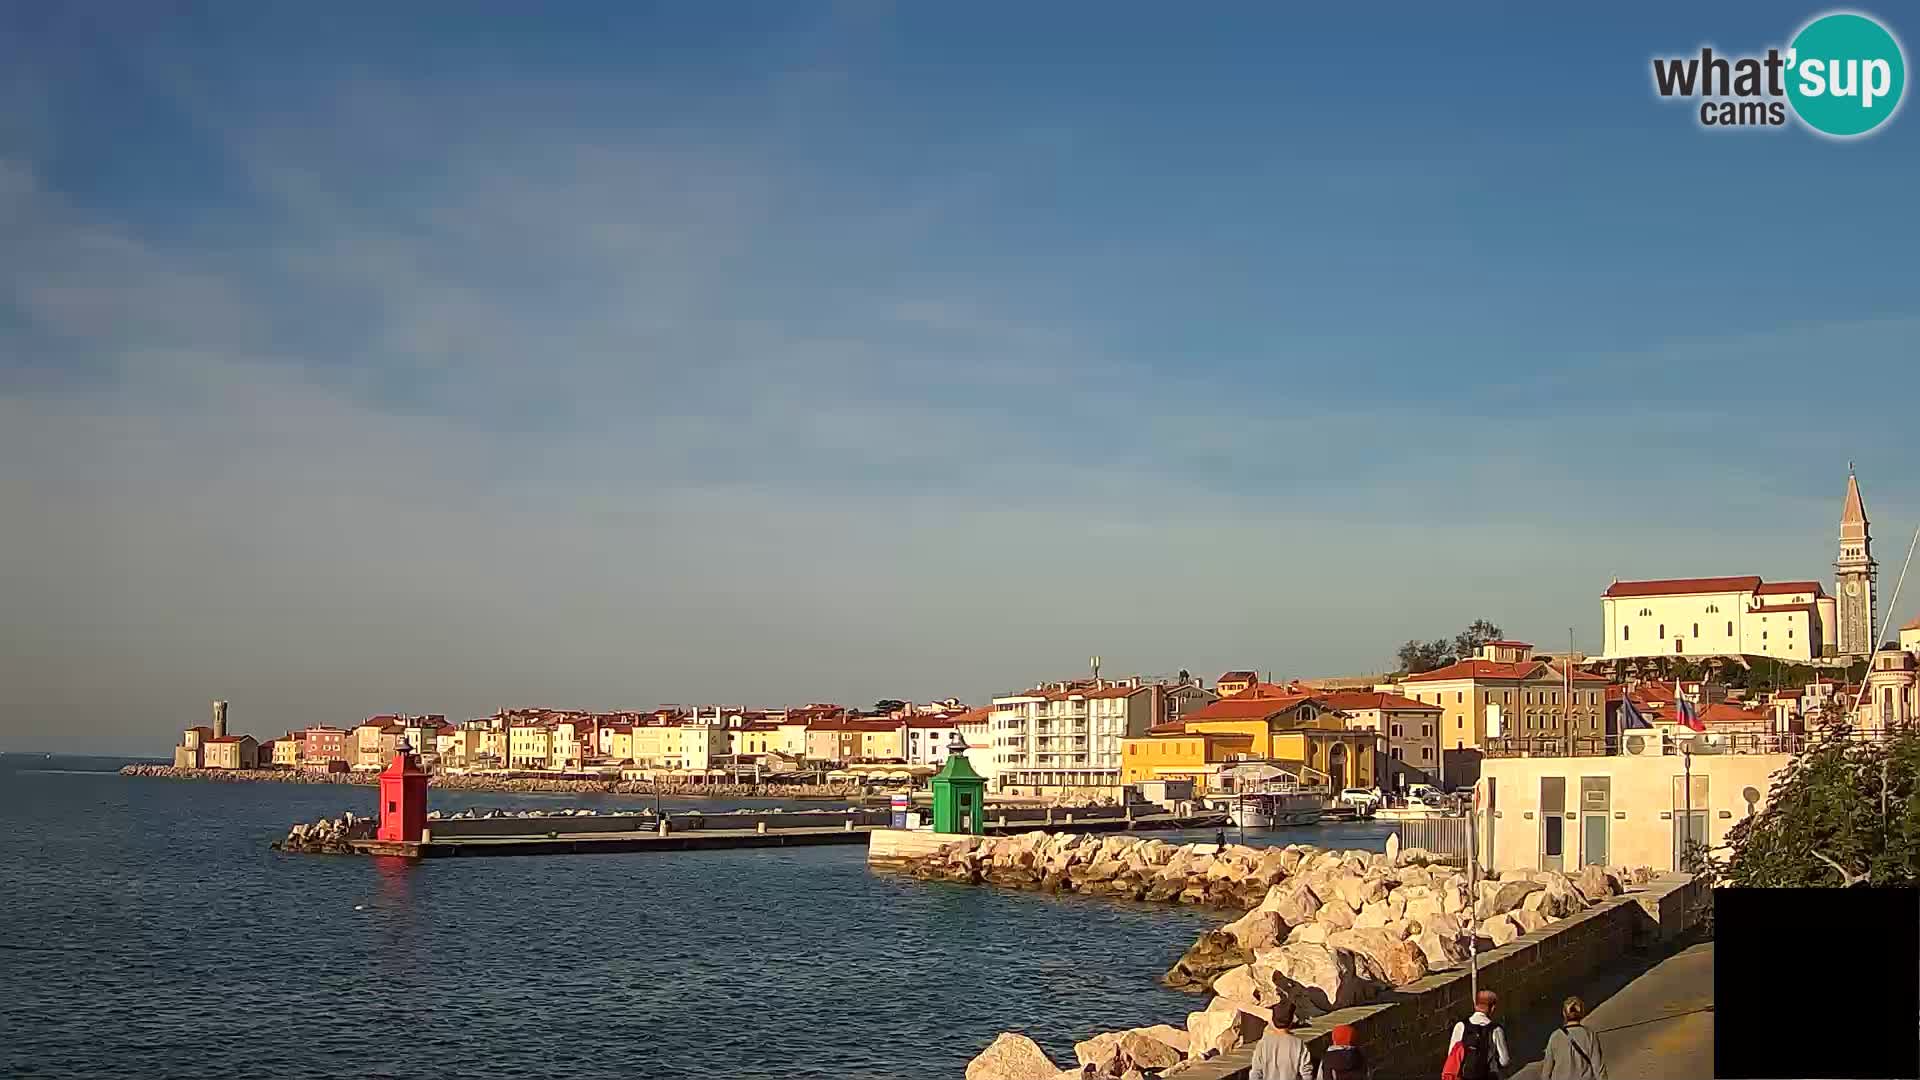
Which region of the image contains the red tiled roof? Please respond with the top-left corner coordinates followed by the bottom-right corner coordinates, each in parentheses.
top-left (1146, 720), bottom-right (1191, 735)
top-left (1603, 576), bottom-right (1762, 598)
top-left (1754, 581), bottom-right (1823, 596)
top-left (1700, 703), bottom-right (1769, 725)
top-left (1404, 659), bottom-right (1608, 685)
top-left (1181, 694), bottom-right (1320, 722)
top-left (1775, 690), bottom-right (1804, 700)
top-left (1484, 640), bottom-right (1534, 648)
top-left (1218, 671), bottom-right (1259, 683)
top-left (1316, 690), bottom-right (1443, 713)
top-left (1085, 684), bottom-right (1143, 699)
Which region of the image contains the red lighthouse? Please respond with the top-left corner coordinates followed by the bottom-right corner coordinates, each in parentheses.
top-left (376, 738), bottom-right (429, 843)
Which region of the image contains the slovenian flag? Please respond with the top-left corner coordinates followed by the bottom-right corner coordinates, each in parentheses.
top-left (1621, 695), bottom-right (1653, 730)
top-left (1675, 681), bottom-right (1706, 732)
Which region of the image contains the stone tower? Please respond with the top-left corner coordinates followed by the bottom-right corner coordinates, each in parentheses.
top-left (212, 699), bottom-right (228, 739)
top-left (1835, 469), bottom-right (1878, 656)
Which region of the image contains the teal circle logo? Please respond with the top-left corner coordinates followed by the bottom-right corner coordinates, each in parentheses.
top-left (1786, 12), bottom-right (1906, 137)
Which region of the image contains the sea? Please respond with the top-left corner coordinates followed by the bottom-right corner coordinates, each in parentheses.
top-left (0, 754), bottom-right (1397, 1079)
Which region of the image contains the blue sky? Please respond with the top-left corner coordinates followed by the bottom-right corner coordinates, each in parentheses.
top-left (4, 3), bottom-right (1916, 751)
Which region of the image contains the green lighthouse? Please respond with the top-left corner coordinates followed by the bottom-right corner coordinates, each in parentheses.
top-left (929, 731), bottom-right (987, 835)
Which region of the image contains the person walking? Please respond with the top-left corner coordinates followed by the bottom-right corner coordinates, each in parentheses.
top-left (1539, 997), bottom-right (1607, 1080)
top-left (1444, 989), bottom-right (1510, 1080)
top-left (1249, 1000), bottom-right (1315, 1080)
top-left (1316, 1023), bottom-right (1369, 1080)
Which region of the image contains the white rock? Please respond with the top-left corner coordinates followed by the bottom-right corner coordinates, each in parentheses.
top-left (968, 1033), bottom-right (1061, 1080)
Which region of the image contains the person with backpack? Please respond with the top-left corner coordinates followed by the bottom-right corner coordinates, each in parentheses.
top-left (1540, 996), bottom-right (1607, 1080)
top-left (1443, 989), bottom-right (1510, 1080)
top-left (1317, 1024), bottom-right (1369, 1080)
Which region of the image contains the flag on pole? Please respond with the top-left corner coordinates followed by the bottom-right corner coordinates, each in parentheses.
top-left (1675, 680), bottom-right (1706, 732)
top-left (1621, 694), bottom-right (1653, 730)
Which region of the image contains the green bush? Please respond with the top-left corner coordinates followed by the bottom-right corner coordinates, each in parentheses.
top-left (1707, 722), bottom-right (1918, 887)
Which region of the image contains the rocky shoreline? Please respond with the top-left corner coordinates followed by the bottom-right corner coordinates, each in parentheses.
top-left (898, 831), bottom-right (1658, 1080)
top-left (118, 764), bottom-right (863, 800)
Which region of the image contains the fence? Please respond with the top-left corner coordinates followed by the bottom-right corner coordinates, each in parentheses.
top-left (1390, 816), bottom-right (1472, 864)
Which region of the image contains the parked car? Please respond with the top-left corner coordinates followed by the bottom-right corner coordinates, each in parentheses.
top-left (1338, 786), bottom-right (1382, 810)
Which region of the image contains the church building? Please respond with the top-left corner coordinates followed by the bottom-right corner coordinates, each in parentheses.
top-left (1598, 470), bottom-right (1879, 664)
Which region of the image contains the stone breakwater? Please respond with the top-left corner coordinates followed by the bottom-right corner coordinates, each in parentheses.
top-left (273, 813), bottom-right (375, 853)
top-left (118, 764), bottom-right (862, 800)
top-left (895, 831), bottom-right (1660, 1080)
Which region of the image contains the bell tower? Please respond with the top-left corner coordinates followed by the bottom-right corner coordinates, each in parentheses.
top-left (1835, 466), bottom-right (1877, 657)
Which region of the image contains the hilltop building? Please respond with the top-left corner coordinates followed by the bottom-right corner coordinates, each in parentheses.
top-left (1598, 469), bottom-right (1881, 665)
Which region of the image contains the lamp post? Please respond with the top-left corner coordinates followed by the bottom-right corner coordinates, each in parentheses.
top-left (1681, 743), bottom-right (1693, 871)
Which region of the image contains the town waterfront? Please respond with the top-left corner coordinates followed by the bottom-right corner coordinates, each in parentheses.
top-left (1, 755), bottom-right (1394, 1079)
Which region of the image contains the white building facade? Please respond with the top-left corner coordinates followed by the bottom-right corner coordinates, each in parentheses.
top-left (991, 678), bottom-right (1214, 796)
top-left (1600, 576), bottom-right (1832, 662)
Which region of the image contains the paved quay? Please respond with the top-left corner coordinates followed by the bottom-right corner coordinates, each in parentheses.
top-left (1505, 938), bottom-right (1715, 1080)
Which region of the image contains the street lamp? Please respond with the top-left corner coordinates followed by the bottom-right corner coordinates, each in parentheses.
top-left (1681, 743), bottom-right (1693, 872)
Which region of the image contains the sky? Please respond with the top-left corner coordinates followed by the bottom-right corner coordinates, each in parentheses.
top-left (4, 3), bottom-right (1918, 753)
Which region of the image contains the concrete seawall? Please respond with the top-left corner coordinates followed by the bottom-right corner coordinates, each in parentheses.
top-left (1169, 873), bottom-right (1710, 1080)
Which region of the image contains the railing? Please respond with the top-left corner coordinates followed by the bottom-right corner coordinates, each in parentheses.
top-left (1483, 736), bottom-right (1614, 758)
top-left (1391, 816), bottom-right (1472, 864)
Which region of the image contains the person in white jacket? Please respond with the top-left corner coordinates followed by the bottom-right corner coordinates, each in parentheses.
top-left (1248, 1000), bottom-right (1315, 1080)
top-left (1447, 990), bottom-right (1511, 1079)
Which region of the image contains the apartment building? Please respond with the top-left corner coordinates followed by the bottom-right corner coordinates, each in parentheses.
top-left (991, 677), bottom-right (1215, 797)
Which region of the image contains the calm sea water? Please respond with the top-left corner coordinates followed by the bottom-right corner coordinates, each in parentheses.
top-left (0, 754), bottom-right (1394, 1079)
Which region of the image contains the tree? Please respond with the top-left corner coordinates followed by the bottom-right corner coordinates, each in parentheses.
top-left (1397, 639), bottom-right (1454, 675)
top-left (1393, 619), bottom-right (1505, 674)
top-left (1451, 619), bottom-right (1505, 662)
top-left (1697, 722), bottom-right (1918, 887)
top-left (873, 699), bottom-right (908, 715)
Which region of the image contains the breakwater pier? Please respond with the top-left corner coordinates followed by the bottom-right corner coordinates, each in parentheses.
top-left (278, 804), bottom-right (1230, 859)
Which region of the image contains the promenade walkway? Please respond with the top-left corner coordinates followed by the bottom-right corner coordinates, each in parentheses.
top-left (1505, 938), bottom-right (1715, 1080)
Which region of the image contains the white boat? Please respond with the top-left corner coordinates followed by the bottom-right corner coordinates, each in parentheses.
top-left (1373, 796), bottom-right (1462, 821)
top-left (1206, 764), bottom-right (1330, 828)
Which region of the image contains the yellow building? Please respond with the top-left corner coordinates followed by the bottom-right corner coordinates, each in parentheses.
top-left (1395, 643), bottom-right (1609, 767)
top-left (1120, 726), bottom-right (1255, 789)
top-left (272, 734), bottom-right (302, 768)
top-left (1122, 693), bottom-right (1380, 792)
top-left (509, 722), bottom-right (554, 769)
top-left (202, 735), bottom-right (258, 770)
top-left (1215, 671), bottom-right (1260, 698)
top-left (858, 725), bottom-right (903, 761)
top-left (630, 723), bottom-right (731, 771)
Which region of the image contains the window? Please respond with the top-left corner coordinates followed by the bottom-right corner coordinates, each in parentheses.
top-left (1727, 621), bottom-right (1734, 636)
top-left (1762, 631), bottom-right (1768, 641)
top-left (1623, 626), bottom-right (1630, 641)
top-left (1659, 624), bottom-right (1666, 639)
top-left (1421, 747), bottom-right (1432, 760)
top-left (1422, 725), bottom-right (1433, 737)
top-left (1693, 623), bottom-right (1699, 637)
top-left (1640, 607), bottom-right (1652, 617)
top-left (1456, 692), bottom-right (1463, 704)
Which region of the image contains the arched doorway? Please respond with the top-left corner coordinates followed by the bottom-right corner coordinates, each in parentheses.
top-left (1327, 742), bottom-right (1348, 791)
